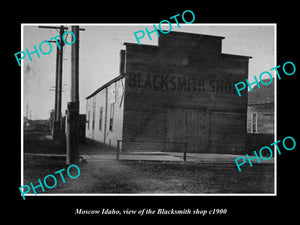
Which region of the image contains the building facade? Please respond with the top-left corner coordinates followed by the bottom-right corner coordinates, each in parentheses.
top-left (247, 79), bottom-right (274, 134)
top-left (86, 76), bottom-right (125, 147)
top-left (86, 31), bottom-right (251, 154)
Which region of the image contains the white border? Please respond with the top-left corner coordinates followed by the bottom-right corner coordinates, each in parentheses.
top-left (274, 23), bottom-right (277, 196)
top-left (21, 23), bottom-right (24, 189)
top-left (21, 23), bottom-right (277, 198)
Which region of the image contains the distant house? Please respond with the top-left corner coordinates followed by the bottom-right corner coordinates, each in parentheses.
top-left (24, 116), bottom-right (31, 129)
top-left (247, 78), bottom-right (274, 134)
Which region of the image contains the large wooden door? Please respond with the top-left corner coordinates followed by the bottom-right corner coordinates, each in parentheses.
top-left (166, 108), bottom-right (186, 151)
top-left (166, 108), bottom-right (210, 152)
top-left (186, 109), bottom-right (210, 152)
top-left (209, 111), bottom-right (246, 153)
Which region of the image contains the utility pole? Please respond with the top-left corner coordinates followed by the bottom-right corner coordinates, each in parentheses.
top-left (26, 104), bottom-right (29, 119)
top-left (38, 25), bottom-right (68, 139)
top-left (66, 25), bottom-right (85, 164)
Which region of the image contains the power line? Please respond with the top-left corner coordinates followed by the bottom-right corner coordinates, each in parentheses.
top-left (39, 25), bottom-right (68, 138)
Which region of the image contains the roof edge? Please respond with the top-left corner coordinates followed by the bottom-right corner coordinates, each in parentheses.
top-left (86, 75), bottom-right (124, 99)
top-left (222, 53), bottom-right (252, 59)
top-left (123, 42), bottom-right (159, 48)
top-left (161, 30), bottom-right (225, 40)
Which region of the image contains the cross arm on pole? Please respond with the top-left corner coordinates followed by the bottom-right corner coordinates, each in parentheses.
top-left (38, 26), bottom-right (85, 31)
top-left (38, 25), bottom-right (68, 30)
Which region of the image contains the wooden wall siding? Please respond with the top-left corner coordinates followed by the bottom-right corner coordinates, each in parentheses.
top-left (105, 80), bottom-right (124, 147)
top-left (125, 72), bottom-right (247, 112)
top-left (85, 32), bottom-right (250, 153)
top-left (122, 103), bottom-right (167, 152)
top-left (85, 98), bottom-right (93, 140)
top-left (86, 88), bottom-right (106, 143)
top-left (122, 33), bottom-right (250, 153)
top-left (158, 36), bottom-right (223, 57)
top-left (86, 78), bottom-right (125, 148)
top-left (209, 111), bottom-right (247, 154)
top-left (247, 104), bottom-right (274, 134)
top-left (166, 108), bottom-right (210, 152)
top-left (164, 109), bottom-right (246, 153)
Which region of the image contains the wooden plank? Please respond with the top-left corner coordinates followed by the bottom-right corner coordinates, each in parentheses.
top-left (209, 111), bottom-right (246, 153)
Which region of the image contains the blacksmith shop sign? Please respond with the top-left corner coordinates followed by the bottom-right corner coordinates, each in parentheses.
top-left (127, 72), bottom-right (238, 95)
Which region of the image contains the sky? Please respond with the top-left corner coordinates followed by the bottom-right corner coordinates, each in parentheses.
top-left (22, 24), bottom-right (275, 120)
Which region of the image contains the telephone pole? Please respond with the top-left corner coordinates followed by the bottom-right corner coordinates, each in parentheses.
top-left (38, 25), bottom-right (68, 139)
top-left (26, 104), bottom-right (29, 119)
top-left (66, 25), bottom-right (85, 164)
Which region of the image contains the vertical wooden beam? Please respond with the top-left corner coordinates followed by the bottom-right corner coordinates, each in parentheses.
top-left (56, 26), bottom-right (64, 130)
top-left (66, 26), bottom-right (80, 164)
top-left (71, 26), bottom-right (79, 103)
top-left (66, 102), bottom-right (79, 164)
top-left (183, 142), bottom-right (187, 162)
top-left (116, 140), bottom-right (120, 160)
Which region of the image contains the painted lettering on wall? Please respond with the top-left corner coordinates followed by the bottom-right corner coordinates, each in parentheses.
top-left (127, 72), bottom-right (237, 95)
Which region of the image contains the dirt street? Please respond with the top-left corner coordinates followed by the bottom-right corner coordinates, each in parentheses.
top-left (23, 153), bottom-right (274, 195)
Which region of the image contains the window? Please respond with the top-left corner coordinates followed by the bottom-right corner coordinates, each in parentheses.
top-left (87, 111), bottom-right (90, 130)
top-left (251, 112), bottom-right (258, 133)
top-left (92, 108), bottom-right (95, 130)
top-left (109, 103), bottom-right (114, 131)
top-left (99, 107), bottom-right (103, 130)
top-left (115, 82), bottom-right (118, 103)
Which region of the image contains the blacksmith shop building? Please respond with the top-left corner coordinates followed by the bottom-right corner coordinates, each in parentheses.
top-left (86, 31), bottom-right (251, 154)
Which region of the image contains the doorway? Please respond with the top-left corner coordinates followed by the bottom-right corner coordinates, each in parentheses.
top-left (166, 108), bottom-right (210, 152)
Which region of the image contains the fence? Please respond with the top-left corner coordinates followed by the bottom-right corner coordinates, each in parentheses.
top-left (116, 140), bottom-right (188, 162)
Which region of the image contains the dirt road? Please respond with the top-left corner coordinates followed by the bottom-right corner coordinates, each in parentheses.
top-left (51, 158), bottom-right (166, 194)
top-left (23, 153), bottom-right (274, 195)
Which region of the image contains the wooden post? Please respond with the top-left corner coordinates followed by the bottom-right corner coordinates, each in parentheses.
top-left (183, 142), bottom-right (187, 162)
top-left (66, 26), bottom-right (85, 164)
top-left (66, 102), bottom-right (79, 164)
top-left (38, 25), bottom-right (68, 139)
top-left (116, 140), bottom-right (120, 160)
top-left (52, 43), bottom-right (60, 137)
top-left (66, 26), bottom-right (80, 164)
top-left (71, 26), bottom-right (79, 103)
top-left (57, 26), bottom-right (64, 130)
top-left (53, 41), bottom-right (64, 138)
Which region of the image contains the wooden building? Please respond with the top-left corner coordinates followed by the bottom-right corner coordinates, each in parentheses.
top-left (86, 31), bottom-right (251, 154)
top-left (247, 78), bottom-right (274, 134)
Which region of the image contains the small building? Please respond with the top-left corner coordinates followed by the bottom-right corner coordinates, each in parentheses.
top-left (247, 79), bottom-right (274, 134)
top-left (86, 31), bottom-right (251, 154)
top-left (246, 79), bottom-right (274, 154)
